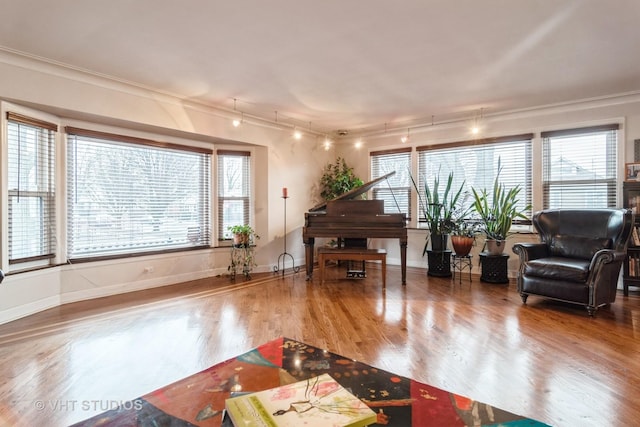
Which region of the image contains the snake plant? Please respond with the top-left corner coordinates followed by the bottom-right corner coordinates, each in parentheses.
top-left (471, 162), bottom-right (529, 241)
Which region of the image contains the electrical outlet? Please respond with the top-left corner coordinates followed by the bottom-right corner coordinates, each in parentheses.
top-left (144, 266), bottom-right (154, 273)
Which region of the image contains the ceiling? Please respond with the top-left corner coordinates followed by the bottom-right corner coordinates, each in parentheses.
top-left (1, 0), bottom-right (640, 136)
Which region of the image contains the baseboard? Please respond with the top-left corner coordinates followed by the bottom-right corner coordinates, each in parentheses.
top-left (0, 295), bottom-right (61, 325)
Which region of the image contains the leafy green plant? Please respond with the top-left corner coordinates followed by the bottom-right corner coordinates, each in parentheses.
top-left (410, 169), bottom-right (467, 255)
top-left (227, 225), bottom-right (260, 244)
top-left (227, 224), bottom-right (256, 236)
top-left (319, 157), bottom-right (364, 201)
top-left (471, 161), bottom-right (530, 241)
top-left (450, 218), bottom-right (482, 238)
top-left (410, 170), bottom-right (466, 235)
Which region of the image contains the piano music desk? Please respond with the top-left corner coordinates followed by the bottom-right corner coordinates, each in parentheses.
top-left (317, 248), bottom-right (387, 288)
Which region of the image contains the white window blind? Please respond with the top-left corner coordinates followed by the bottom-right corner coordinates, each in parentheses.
top-left (542, 124), bottom-right (618, 209)
top-left (370, 148), bottom-right (412, 218)
top-left (66, 128), bottom-right (211, 259)
top-left (217, 150), bottom-right (251, 241)
top-left (417, 134), bottom-right (533, 224)
top-left (6, 113), bottom-right (57, 264)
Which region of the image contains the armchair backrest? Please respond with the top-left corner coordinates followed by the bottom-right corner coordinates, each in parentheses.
top-left (532, 209), bottom-right (634, 259)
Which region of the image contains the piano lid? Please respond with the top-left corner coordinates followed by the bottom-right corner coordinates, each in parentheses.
top-left (308, 170), bottom-right (396, 212)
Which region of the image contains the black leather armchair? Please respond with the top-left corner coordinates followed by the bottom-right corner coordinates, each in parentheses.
top-left (512, 208), bottom-right (634, 316)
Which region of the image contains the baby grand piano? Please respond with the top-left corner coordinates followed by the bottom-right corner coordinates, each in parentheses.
top-left (303, 172), bottom-right (408, 284)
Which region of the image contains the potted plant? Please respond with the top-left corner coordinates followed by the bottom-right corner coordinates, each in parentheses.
top-left (471, 162), bottom-right (529, 255)
top-left (450, 218), bottom-right (481, 257)
top-left (410, 170), bottom-right (466, 255)
top-left (227, 224), bottom-right (259, 247)
top-left (227, 225), bottom-right (260, 280)
top-left (319, 157), bottom-right (364, 202)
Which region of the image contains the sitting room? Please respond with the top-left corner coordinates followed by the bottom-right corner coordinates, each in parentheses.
top-left (1, 2), bottom-right (640, 426)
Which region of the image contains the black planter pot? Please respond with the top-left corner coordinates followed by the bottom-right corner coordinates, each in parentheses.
top-left (427, 250), bottom-right (452, 277)
top-left (430, 233), bottom-right (449, 251)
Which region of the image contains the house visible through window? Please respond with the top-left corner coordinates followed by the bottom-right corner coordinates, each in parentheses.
top-left (217, 150), bottom-right (251, 241)
top-left (66, 127), bottom-right (211, 259)
top-left (542, 124), bottom-right (618, 209)
top-left (370, 148), bottom-right (411, 218)
top-left (6, 112), bottom-right (57, 265)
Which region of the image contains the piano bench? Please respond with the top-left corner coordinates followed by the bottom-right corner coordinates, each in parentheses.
top-left (317, 248), bottom-right (387, 288)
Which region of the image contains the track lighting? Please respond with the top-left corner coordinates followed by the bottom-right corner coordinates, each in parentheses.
top-left (323, 136), bottom-right (332, 151)
top-left (401, 128), bottom-right (410, 143)
top-left (232, 111), bottom-right (244, 128)
top-left (232, 98), bottom-right (243, 127)
top-left (470, 108), bottom-right (483, 135)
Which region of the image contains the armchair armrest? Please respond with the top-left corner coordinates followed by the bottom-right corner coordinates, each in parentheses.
top-left (587, 249), bottom-right (627, 304)
top-left (512, 242), bottom-right (549, 262)
top-left (588, 249), bottom-right (625, 271)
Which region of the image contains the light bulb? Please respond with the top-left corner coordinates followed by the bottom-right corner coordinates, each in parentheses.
top-left (401, 128), bottom-right (410, 143)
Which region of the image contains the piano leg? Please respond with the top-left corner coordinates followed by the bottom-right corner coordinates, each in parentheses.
top-left (400, 240), bottom-right (407, 285)
top-left (304, 238), bottom-right (315, 281)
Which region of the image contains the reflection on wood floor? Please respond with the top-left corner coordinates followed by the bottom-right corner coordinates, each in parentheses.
top-left (0, 263), bottom-right (639, 426)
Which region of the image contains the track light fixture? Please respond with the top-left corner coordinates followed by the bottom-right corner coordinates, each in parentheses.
top-left (401, 128), bottom-right (411, 143)
top-left (471, 108), bottom-right (483, 135)
top-left (232, 98), bottom-right (243, 127)
top-left (323, 136), bottom-right (332, 151)
top-left (232, 112), bottom-right (244, 128)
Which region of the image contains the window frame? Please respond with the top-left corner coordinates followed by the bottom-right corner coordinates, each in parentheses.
top-left (541, 124), bottom-right (619, 209)
top-left (370, 147), bottom-right (412, 220)
top-left (416, 133), bottom-right (534, 228)
top-left (5, 111), bottom-right (58, 270)
top-left (216, 149), bottom-right (252, 244)
top-left (65, 127), bottom-right (212, 261)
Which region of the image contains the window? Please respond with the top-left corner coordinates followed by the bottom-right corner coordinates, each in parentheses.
top-left (417, 134), bottom-right (533, 224)
top-left (6, 113), bottom-right (57, 265)
top-left (542, 124), bottom-right (618, 209)
top-left (370, 148), bottom-right (412, 218)
top-left (217, 150), bottom-right (251, 241)
top-left (66, 128), bottom-right (211, 259)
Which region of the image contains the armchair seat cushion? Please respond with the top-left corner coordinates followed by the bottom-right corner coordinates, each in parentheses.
top-left (523, 257), bottom-right (590, 283)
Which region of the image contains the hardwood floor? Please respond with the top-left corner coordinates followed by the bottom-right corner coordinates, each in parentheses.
top-left (0, 264), bottom-right (639, 426)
